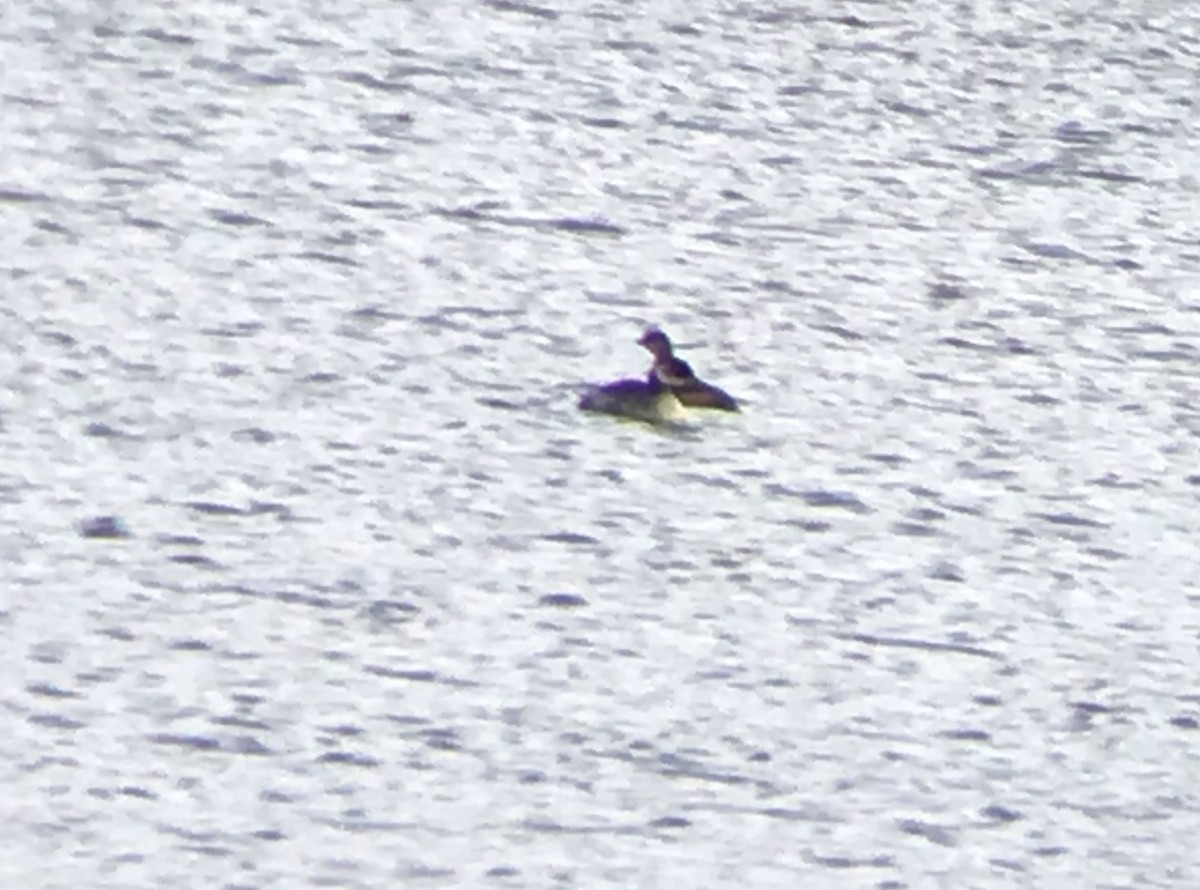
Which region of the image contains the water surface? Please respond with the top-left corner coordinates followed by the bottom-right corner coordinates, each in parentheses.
top-left (3, 1), bottom-right (1199, 887)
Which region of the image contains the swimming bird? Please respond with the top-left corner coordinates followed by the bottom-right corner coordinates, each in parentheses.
top-left (576, 367), bottom-right (685, 422)
top-left (637, 327), bottom-right (739, 411)
top-left (577, 327), bottom-right (739, 420)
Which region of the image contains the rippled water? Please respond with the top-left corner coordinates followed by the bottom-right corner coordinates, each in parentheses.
top-left (3, 1), bottom-right (1199, 887)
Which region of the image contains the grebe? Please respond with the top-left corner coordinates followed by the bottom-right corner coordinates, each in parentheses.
top-left (576, 365), bottom-right (685, 422)
top-left (637, 327), bottom-right (739, 411)
top-left (577, 327), bottom-right (739, 419)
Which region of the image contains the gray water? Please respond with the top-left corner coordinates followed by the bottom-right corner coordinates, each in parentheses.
top-left (3, 1), bottom-right (1199, 887)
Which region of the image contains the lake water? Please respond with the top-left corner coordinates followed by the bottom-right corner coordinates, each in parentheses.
top-left (2, 1), bottom-right (1199, 887)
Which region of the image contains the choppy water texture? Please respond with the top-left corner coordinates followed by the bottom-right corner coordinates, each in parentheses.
top-left (3, 1), bottom-right (1199, 887)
